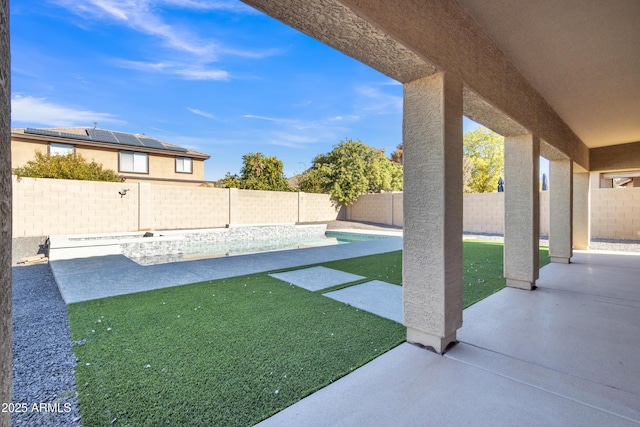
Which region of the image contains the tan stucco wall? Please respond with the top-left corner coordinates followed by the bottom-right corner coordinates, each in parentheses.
top-left (12, 178), bottom-right (340, 237)
top-left (11, 137), bottom-right (206, 183)
top-left (590, 141), bottom-right (640, 172)
top-left (11, 138), bottom-right (47, 167)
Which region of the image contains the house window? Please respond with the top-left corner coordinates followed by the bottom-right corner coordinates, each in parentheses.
top-left (176, 157), bottom-right (193, 174)
top-left (49, 143), bottom-right (75, 156)
top-left (119, 152), bottom-right (148, 174)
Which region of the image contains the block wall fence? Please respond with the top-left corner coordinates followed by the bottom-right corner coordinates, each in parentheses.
top-left (344, 189), bottom-right (640, 240)
top-left (12, 176), bottom-right (640, 241)
top-left (12, 176), bottom-right (341, 237)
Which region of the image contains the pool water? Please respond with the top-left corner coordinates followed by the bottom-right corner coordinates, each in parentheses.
top-left (128, 232), bottom-right (390, 266)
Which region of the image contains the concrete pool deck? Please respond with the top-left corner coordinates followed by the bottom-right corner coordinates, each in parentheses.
top-left (50, 233), bottom-right (402, 304)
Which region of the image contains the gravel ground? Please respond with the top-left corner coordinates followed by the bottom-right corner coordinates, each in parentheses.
top-left (11, 263), bottom-right (81, 427)
top-left (589, 239), bottom-right (640, 253)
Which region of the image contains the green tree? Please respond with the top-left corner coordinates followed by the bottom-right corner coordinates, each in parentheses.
top-left (298, 138), bottom-right (403, 205)
top-left (218, 152), bottom-right (292, 191)
top-left (14, 152), bottom-right (123, 182)
top-left (462, 155), bottom-right (474, 193)
top-left (464, 127), bottom-right (504, 193)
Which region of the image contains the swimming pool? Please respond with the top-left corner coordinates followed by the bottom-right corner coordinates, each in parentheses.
top-left (128, 231), bottom-right (392, 266)
top-left (47, 225), bottom-right (398, 264)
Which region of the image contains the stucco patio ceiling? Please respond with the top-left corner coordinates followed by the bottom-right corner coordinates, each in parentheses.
top-left (455, 0), bottom-right (640, 149)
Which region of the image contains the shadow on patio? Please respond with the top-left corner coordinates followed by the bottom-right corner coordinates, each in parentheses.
top-left (257, 250), bottom-right (640, 426)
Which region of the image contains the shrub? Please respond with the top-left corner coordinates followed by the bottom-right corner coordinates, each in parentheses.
top-left (14, 152), bottom-right (124, 182)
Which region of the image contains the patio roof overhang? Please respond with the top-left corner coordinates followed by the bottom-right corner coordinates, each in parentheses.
top-left (241, 0), bottom-right (640, 171)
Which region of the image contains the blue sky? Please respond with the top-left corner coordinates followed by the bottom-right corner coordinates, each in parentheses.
top-left (11, 0), bottom-right (547, 182)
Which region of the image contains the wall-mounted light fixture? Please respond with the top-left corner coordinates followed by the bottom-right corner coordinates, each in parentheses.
top-left (119, 188), bottom-right (129, 198)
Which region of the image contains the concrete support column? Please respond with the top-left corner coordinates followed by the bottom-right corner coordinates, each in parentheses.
top-left (549, 159), bottom-right (573, 263)
top-left (402, 73), bottom-right (463, 354)
top-left (0, 0), bottom-right (11, 422)
top-left (504, 134), bottom-right (540, 290)
top-left (573, 171), bottom-right (590, 250)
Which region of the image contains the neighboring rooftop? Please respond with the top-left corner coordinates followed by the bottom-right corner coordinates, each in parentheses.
top-left (12, 127), bottom-right (210, 159)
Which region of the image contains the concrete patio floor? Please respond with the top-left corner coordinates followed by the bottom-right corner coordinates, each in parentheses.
top-left (256, 250), bottom-right (640, 427)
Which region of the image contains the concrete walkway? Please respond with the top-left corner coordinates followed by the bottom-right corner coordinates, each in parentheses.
top-left (49, 236), bottom-right (402, 303)
top-left (256, 250), bottom-right (640, 427)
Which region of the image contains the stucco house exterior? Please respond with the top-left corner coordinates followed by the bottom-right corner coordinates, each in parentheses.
top-left (11, 127), bottom-right (211, 186)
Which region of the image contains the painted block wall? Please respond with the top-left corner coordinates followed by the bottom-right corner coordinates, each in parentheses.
top-left (11, 176), bottom-right (640, 241)
top-left (12, 177), bottom-right (340, 237)
top-left (591, 188), bottom-right (640, 240)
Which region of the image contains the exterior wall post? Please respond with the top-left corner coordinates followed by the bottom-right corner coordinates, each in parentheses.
top-left (549, 159), bottom-right (573, 263)
top-left (573, 171), bottom-right (590, 250)
top-left (228, 188), bottom-right (238, 225)
top-left (504, 134), bottom-right (540, 290)
top-left (0, 0), bottom-right (11, 423)
top-left (403, 72), bottom-right (463, 354)
top-left (138, 182), bottom-right (152, 231)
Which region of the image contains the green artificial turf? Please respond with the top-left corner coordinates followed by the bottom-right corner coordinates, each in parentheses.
top-left (318, 241), bottom-right (549, 308)
top-left (69, 274), bottom-right (405, 426)
top-left (463, 241), bottom-right (550, 307)
top-left (68, 241), bottom-right (549, 426)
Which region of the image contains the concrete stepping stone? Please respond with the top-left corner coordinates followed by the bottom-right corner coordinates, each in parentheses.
top-left (269, 266), bottom-right (365, 291)
top-left (323, 280), bottom-right (402, 323)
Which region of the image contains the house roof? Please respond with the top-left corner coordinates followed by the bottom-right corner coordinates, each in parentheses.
top-left (11, 127), bottom-right (210, 159)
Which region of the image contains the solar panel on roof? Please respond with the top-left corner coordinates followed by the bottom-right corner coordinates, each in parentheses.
top-left (25, 127), bottom-right (189, 153)
top-left (112, 132), bottom-right (143, 146)
top-left (137, 136), bottom-right (188, 152)
top-left (87, 129), bottom-right (120, 144)
top-left (25, 128), bottom-right (92, 140)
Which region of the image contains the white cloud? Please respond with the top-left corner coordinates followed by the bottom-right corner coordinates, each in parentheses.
top-left (52, 0), bottom-right (217, 57)
top-left (243, 114), bottom-right (294, 124)
top-left (187, 108), bottom-right (225, 121)
top-left (11, 95), bottom-right (125, 127)
top-left (176, 68), bottom-right (230, 80)
top-left (51, 0), bottom-right (280, 61)
top-left (242, 113), bottom-right (355, 148)
top-left (354, 85), bottom-right (403, 115)
top-left (114, 60), bottom-right (230, 80)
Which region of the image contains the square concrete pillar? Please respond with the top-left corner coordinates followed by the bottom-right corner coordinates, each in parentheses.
top-left (549, 159), bottom-right (573, 263)
top-left (504, 134), bottom-right (540, 290)
top-left (573, 171), bottom-right (590, 250)
top-left (402, 73), bottom-right (463, 354)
